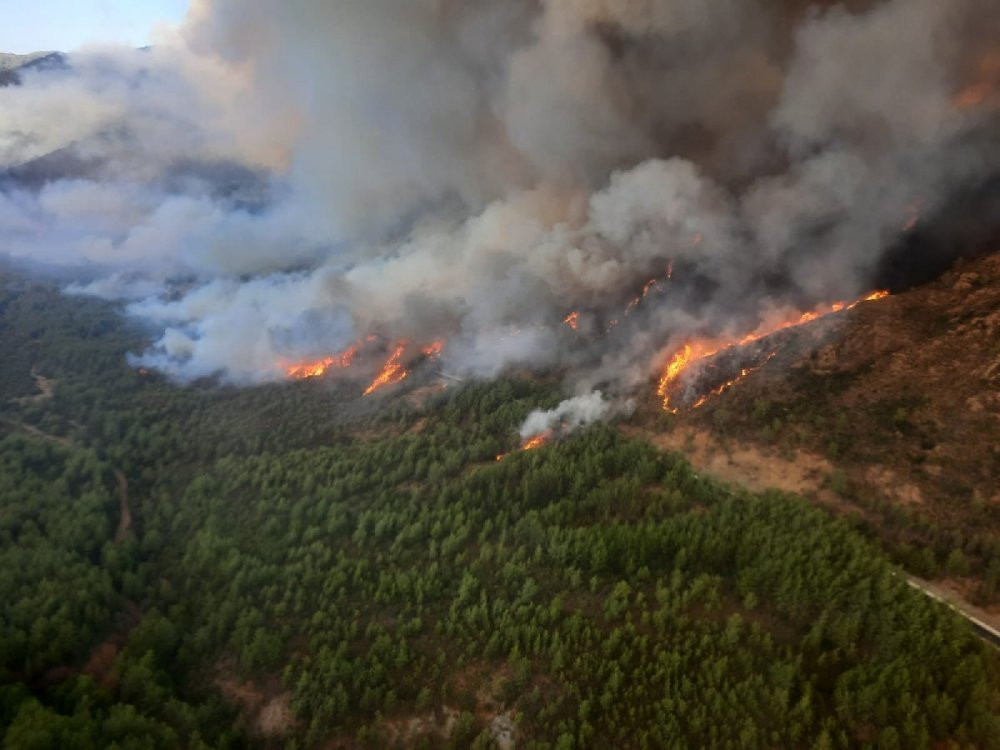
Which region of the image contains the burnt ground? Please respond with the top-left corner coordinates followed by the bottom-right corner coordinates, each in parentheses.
top-left (628, 249), bottom-right (1000, 618)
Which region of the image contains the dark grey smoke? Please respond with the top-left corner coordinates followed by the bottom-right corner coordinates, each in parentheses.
top-left (0, 0), bottom-right (997, 394)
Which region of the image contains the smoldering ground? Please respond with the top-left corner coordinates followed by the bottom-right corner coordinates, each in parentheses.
top-left (1, 0), bottom-right (998, 411)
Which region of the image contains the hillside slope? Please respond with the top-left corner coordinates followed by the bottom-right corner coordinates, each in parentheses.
top-left (633, 250), bottom-right (1000, 617)
top-left (2, 269), bottom-right (998, 748)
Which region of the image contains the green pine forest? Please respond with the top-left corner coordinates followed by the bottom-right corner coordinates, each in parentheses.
top-left (1, 271), bottom-right (998, 749)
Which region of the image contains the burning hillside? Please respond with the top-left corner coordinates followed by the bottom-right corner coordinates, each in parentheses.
top-left (0, 0), bottom-right (997, 420)
top-left (283, 337), bottom-right (445, 397)
top-left (656, 290), bottom-right (890, 412)
top-left (631, 249), bottom-right (1000, 607)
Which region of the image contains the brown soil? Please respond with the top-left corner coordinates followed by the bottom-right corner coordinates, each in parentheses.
top-left (631, 425), bottom-right (832, 496)
top-left (0, 417), bottom-right (71, 447)
top-left (360, 662), bottom-right (518, 749)
top-left (13, 369), bottom-right (56, 406)
top-left (113, 469), bottom-right (131, 542)
top-left (214, 660), bottom-right (297, 739)
top-left (627, 249), bottom-right (1000, 635)
top-left (80, 601), bottom-right (143, 689)
top-left (636, 249), bottom-right (1000, 532)
top-left (379, 707), bottom-right (460, 749)
top-left (631, 424), bottom-right (1000, 634)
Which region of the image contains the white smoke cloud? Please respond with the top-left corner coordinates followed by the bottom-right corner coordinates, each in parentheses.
top-left (0, 0), bottom-right (997, 396)
top-left (520, 391), bottom-right (631, 440)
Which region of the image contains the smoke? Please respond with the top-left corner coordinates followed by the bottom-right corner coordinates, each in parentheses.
top-left (520, 391), bottom-right (632, 440)
top-left (1, 0), bottom-right (998, 398)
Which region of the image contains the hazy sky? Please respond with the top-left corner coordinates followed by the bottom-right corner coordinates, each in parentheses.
top-left (0, 0), bottom-right (189, 54)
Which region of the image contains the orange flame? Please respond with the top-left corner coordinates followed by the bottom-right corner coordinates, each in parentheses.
top-left (902, 202), bottom-right (922, 232)
top-left (954, 83), bottom-right (991, 110)
top-left (954, 50), bottom-right (1000, 110)
top-left (624, 277), bottom-right (660, 317)
top-left (657, 343), bottom-right (704, 412)
top-left (422, 340), bottom-right (445, 358)
top-left (563, 311), bottom-right (580, 330)
top-left (496, 431), bottom-right (552, 461)
top-left (691, 352), bottom-right (778, 409)
top-left (286, 344), bottom-right (359, 379)
top-left (657, 290), bottom-right (889, 411)
top-left (521, 433), bottom-right (550, 451)
top-left (363, 343), bottom-right (409, 395)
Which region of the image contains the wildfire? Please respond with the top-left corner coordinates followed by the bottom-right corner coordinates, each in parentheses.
top-left (902, 202), bottom-right (922, 232)
top-left (691, 352), bottom-right (778, 409)
top-left (363, 343), bottom-right (409, 396)
top-left (285, 336), bottom-right (444, 391)
top-left (422, 340), bottom-right (445, 358)
top-left (625, 277), bottom-right (660, 316)
top-left (955, 83), bottom-right (992, 110)
top-left (954, 50), bottom-right (1000, 110)
top-left (496, 431), bottom-right (552, 461)
top-left (521, 433), bottom-right (550, 451)
top-left (568, 265), bottom-right (673, 335)
top-left (286, 344), bottom-right (359, 379)
top-left (657, 289), bottom-right (889, 412)
top-left (862, 290), bottom-right (890, 303)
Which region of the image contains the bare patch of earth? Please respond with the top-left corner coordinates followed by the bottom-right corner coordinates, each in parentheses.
top-left (215, 661), bottom-right (297, 739)
top-left (627, 423), bottom-right (1000, 639)
top-left (12, 369), bottom-right (56, 406)
top-left (627, 425), bottom-right (852, 513)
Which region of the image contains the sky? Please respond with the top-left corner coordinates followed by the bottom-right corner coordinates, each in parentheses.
top-left (0, 0), bottom-right (188, 54)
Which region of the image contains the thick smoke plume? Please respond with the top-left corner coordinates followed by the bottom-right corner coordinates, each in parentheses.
top-left (1, 0), bottom-right (998, 406)
top-left (520, 391), bottom-right (632, 440)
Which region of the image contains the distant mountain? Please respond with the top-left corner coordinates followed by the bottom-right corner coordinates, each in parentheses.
top-left (0, 51), bottom-right (66, 86)
top-left (0, 51), bottom-right (49, 71)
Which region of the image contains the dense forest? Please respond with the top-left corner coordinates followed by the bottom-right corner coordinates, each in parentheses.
top-left (1, 270), bottom-right (998, 749)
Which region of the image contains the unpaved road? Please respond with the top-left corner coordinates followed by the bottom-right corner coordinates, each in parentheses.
top-left (1, 417), bottom-right (132, 544)
top-left (113, 469), bottom-right (131, 542)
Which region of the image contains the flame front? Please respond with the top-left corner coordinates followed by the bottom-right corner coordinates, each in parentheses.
top-left (691, 352), bottom-right (778, 409)
top-left (863, 290), bottom-right (890, 302)
top-left (657, 343), bottom-right (708, 413)
top-left (953, 49), bottom-right (1000, 110)
top-left (520, 433), bottom-right (550, 451)
top-left (286, 344), bottom-right (359, 379)
top-left (658, 290), bottom-right (889, 411)
top-left (625, 277), bottom-right (660, 316)
top-left (563, 311), bottom-right (580, 331)
top-left (422, 340), bottom-right (445, 358)
top-left (496, 431), bottom-right (552, 461)
top-left (363, 343), bottom-right (409, 396)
